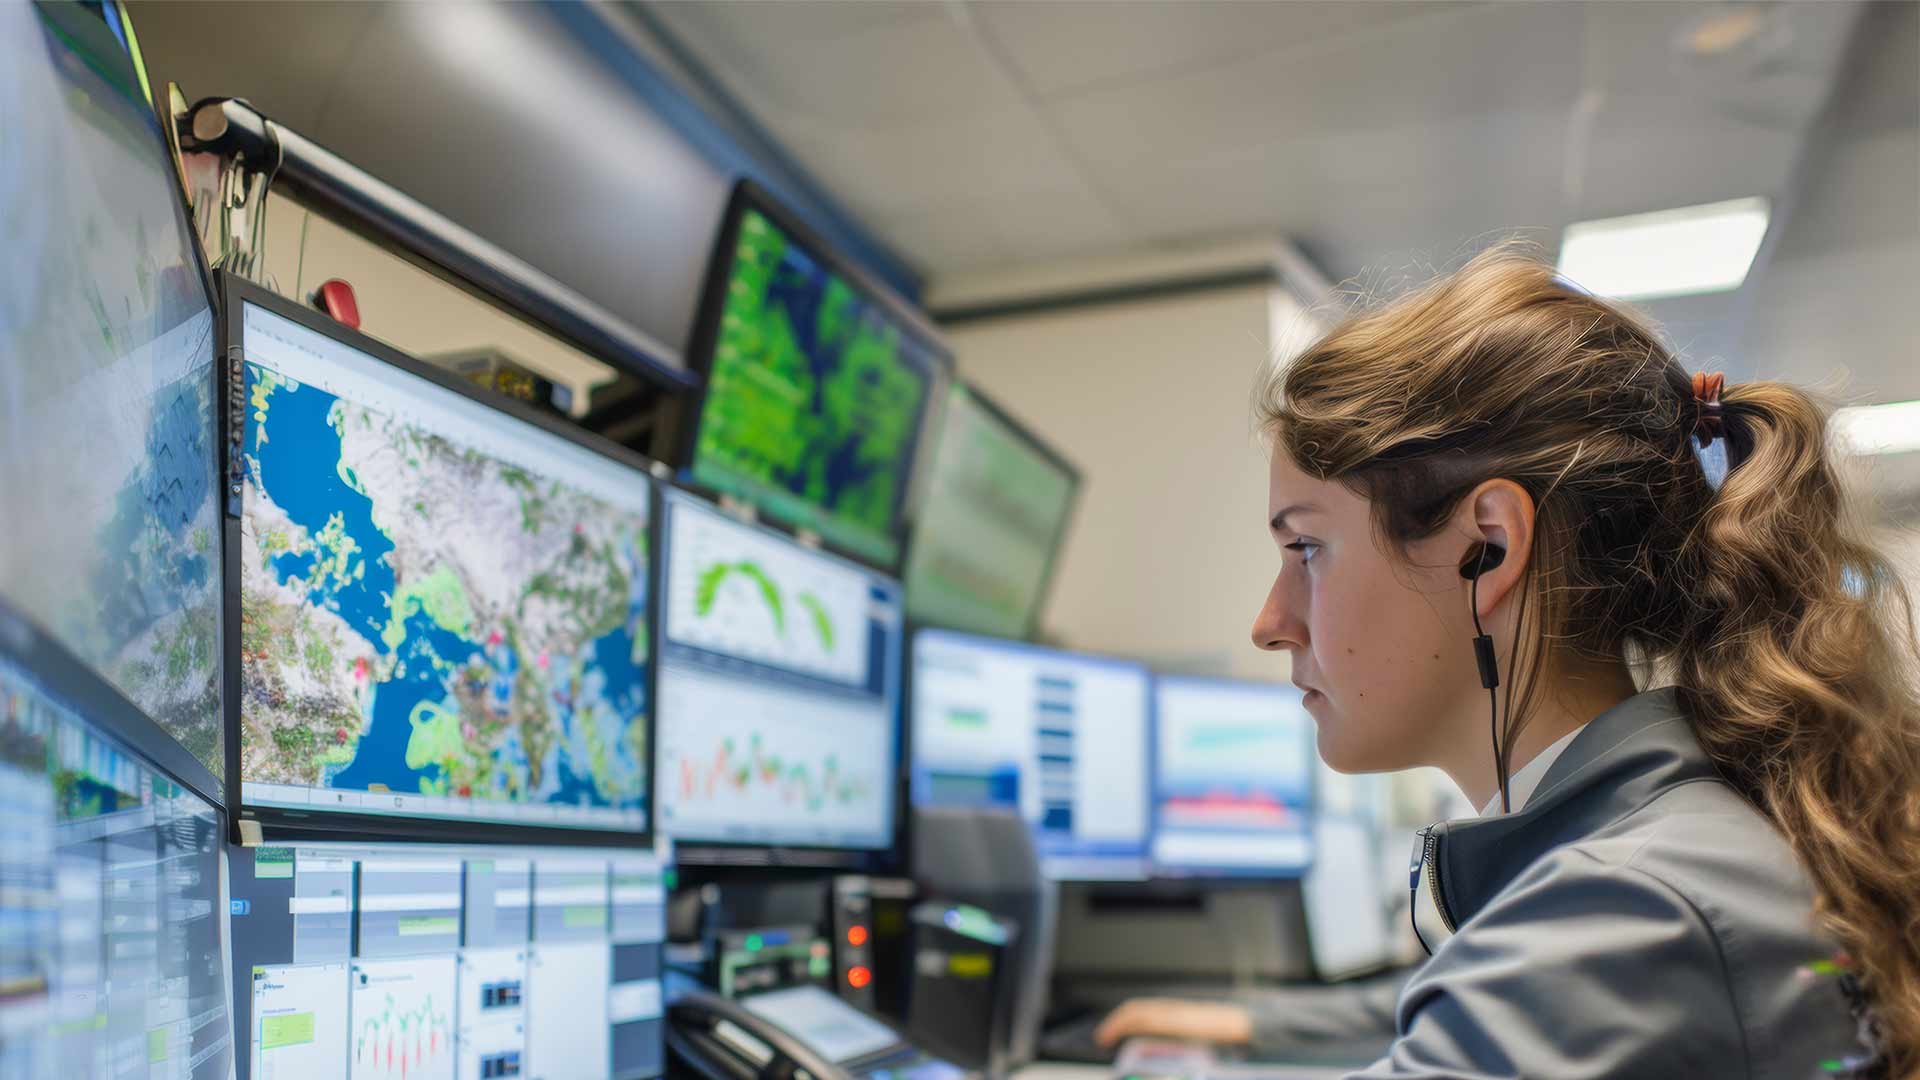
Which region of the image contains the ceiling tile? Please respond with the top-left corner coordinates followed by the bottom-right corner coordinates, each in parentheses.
top-left (649, 0), bottom-right (1026, 127)
top-left (972, 186), bottom-right (1131, 268)
top-left (1579, 2), bottom-right (1862, 131)
top-left (755, 103), bottom-right (1099, 221)
top-left (1574, 121), bottom-right (1802, 221)
top-left (648, 0), bottom-right (931, 47)
top-left (1040, 2), bottom-right (1583, 182)
top-left (972, 0), bottom-right (1479, 101)
top-left (873, 205), bottom-right (1014, 272)
top-left (1078, 110), bottom-right (1567, 274)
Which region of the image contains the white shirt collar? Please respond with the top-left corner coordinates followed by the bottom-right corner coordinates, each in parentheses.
top-left (1479, 725), bottom-right (1586, 816)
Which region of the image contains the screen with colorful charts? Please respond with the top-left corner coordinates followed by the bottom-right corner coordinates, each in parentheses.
top-left (0, 1), bottom-right (224, 780)
top-left (902, 384), bottom-right (1079, 640)
top-left (1150, 676), bottom-right (1315, 877)
top-left (232, 290), bottom-right (654, 836)
top-left (0, 606), bottom-right (233, 1079)
top-left (910, 629), bottom-right (1152, 881)
top-left (686, 195), bottom-right (942, 569)
top-left (228, 842), bottom-right (668, 1080)
top-left (653, 487), bottom-right (904, 853)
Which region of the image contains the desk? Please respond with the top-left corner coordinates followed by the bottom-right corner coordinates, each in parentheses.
top-left (1016, 1061), bottom-right (1353, 1080)
top-left (1014, 1065), bottom-right (1109, 1080)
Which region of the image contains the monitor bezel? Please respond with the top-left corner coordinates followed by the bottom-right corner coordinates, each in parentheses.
top-left (218, 272), bottom-right (662, 849)
top-left (667, 177), bottom-right (952, 575)
top-left (1146, 673), bottom-right (1318, 883)
top-left (901, 626), bottom-right (1157, 883)
top-left (651, 483), bottom-right (906, 873)
top-left (0, 595), bottom-right (225, 812)
top-left (900, 379), bottom-right (1085, 642)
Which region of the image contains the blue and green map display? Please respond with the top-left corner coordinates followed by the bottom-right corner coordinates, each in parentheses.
top-left (690, 206), bottom-right (937, 566)
top-left (238, 350), bottom-right (651, 829)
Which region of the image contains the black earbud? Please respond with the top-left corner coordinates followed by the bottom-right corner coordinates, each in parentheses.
top-left (1458, 542), bottom-right (1506, 580)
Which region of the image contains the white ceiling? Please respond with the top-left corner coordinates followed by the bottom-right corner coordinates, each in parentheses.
top-left (647, 0), bottom-right (1918, 401)
top-left (647, 1), bottom-right (1851, 274)
top-left (127, 0), bottom-right (1918, 405)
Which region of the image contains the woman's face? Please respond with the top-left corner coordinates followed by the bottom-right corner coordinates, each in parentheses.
top-left (1252, 448), bottom-right (1483, 775)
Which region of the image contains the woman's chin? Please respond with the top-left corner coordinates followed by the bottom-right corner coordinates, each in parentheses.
top-left (1314, 709), bottom-right (1405, 775)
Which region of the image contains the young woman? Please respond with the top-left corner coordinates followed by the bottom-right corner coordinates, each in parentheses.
top-left (1097, 247), bottom-right (1919, 1077)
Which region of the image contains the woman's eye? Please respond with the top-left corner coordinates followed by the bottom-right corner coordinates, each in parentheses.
top-left (1284, 540), bottom-right (1320, 564)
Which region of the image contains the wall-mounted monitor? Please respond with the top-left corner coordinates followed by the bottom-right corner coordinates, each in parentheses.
top-left (677, 180), bottom-right (947, 570)
top-left (0, 599), bottom-right (232, 1077)
top-left (1150, 676), bottom-right (1314, 878)
top-left (224, 276), bottom-right (658, 843)
top-left (653, 487), bottom-right (904, 865)
top-left (227, 841), bottom-right (667, 1080)
top-left (902, 383), bottom-right (1080, 640)
top-left (909, 629), bottom-right (1151, 881)
top-left (0, 0), bottom-right (224, 779)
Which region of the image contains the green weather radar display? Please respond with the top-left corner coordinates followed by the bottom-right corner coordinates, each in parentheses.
top-left (903, 385), bottom-right (1079, 639)
top-left (235, 299), bottom-right (653, 833)
top-left (689, 202), bottom-right (941, 566)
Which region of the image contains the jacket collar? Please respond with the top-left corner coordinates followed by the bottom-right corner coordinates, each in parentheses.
top-left (1424, 688), bottom-right (1722, 932)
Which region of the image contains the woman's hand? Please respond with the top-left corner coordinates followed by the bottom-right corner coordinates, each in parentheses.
top-left (1093, 998), bottom-right (1254, 1048)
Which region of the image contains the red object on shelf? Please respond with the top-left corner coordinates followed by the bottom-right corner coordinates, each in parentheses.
top-left (847, 966), bottom-right (872, 990)
top-left (312, 278), bottom-right (361, 330)
top-left (846, 925), bottom-right (868, 947)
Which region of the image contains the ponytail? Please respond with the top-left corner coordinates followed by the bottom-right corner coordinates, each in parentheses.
top-left (1675, 382), bottom-right (1920, 1072)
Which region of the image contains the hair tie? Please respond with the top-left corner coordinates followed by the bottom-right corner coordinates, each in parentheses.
top-left (1691, 371), bottom-right (1726, 448)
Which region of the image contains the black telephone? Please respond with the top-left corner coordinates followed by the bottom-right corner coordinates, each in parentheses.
top-left (668, 988), bottom-right (857, 1080)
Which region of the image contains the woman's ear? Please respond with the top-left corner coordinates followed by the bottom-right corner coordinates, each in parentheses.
top-left (1461, 479), bottom-right (1534, 622)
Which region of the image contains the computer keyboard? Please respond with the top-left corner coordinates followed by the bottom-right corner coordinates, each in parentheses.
top-left (1038, 1012), bottom-right (1123, 1064)
top-left (1038, 1012), bottom-right (1391, 1070)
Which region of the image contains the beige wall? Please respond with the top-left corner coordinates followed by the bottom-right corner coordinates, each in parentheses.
top-left (943, 284), bottom-right (1297, 681)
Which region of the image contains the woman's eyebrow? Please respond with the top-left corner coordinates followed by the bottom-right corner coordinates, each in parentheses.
top-left (1269, 503), bottom-right (1321, 533)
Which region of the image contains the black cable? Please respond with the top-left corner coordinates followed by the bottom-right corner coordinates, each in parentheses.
top-left (1490, 679), bottom-right (1507, 814)
top-left (1469, 548), bottom-right (1510, 813)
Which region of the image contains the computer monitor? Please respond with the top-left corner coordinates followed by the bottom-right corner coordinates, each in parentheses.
top-left (677, 180), bottom-right (947, 570)
top-left (902, 383), bottom-right (1081, 640)
top-left (652, 487), bottom-right (905, 864)
top-left (0, 1), bottom-right (225, 780)
top-left (0, 600), bottom-right (233, 1078)
top-left (224, 276), bottom-right (658, 842)
top-left (1300, 817), bottom-right (1395, 981)
top-left (909, 629), bottom-right (1152, 881)
top-left (1150, 676), bottom-right (1315, 877)
top-left (228, 840), bottom-right (668, 1080)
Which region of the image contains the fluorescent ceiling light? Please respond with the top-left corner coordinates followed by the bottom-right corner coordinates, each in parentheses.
top-left (1556, 197), bottom-right (1771, 301)
top-left (1833, 399), bottom-right (1920, 457)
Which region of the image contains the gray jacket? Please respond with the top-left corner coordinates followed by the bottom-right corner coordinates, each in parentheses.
top-left (1343, 689), bottom-right (1882, 1079)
